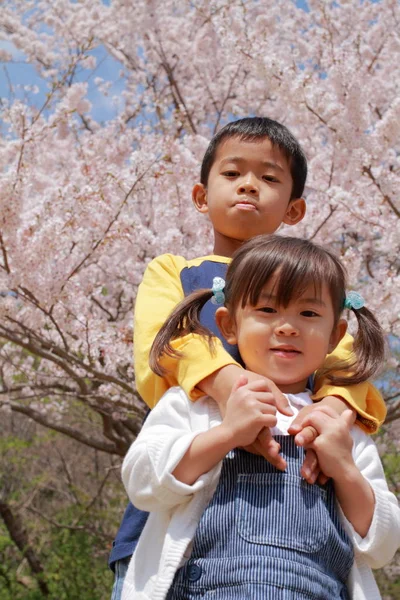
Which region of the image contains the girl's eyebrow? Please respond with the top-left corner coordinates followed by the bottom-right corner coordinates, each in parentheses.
top-left (298, 297), bottom-right (327, 307)
top-left (220, 157), bottom-right (284, 171)
top-left (258, 292), bottom-right (277, 302)
top-left (258, 292), bottom-right (327, 307)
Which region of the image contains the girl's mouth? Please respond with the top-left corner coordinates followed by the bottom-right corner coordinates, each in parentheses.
top-left (271, 347), bottom-right (301, 358)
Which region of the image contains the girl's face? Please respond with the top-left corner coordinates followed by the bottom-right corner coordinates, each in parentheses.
top-left (216, 274), bottom-right (347, 394)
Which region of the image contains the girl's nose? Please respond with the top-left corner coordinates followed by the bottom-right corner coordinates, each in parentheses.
top-left (276, 322), bottom-right (299, 336)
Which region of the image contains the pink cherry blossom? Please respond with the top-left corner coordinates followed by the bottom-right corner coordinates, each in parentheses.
top-left (0, 0), bottom-right (399, 452)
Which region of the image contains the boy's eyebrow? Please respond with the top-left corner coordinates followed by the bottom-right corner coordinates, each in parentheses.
top-left (220, 157), bottom-right (285, 171)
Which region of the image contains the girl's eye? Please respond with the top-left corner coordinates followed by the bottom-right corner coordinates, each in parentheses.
top-left (258, 306), bottom-right (277, 314)
top-left (263, 175), bottom-right (279, 182)
top-left (301, 310), bottom-right (320, 317)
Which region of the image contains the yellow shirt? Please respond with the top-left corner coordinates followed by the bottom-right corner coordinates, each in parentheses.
top-left (134, 253), bottom-right (386, 433)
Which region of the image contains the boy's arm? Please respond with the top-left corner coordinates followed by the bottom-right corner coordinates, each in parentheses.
top-left (312, 332), bottom-right (387, 434)
top-left (134, 254), bottom-right (240, 408)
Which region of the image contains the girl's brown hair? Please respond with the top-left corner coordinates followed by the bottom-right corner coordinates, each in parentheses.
top-left (150, 235), bottom-right (385, 386)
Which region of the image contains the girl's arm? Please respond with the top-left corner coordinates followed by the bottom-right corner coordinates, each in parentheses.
top-left (121, 387), bottom-right (223, 512)
top-left (301, 407), bottom-right (400, 566)
top-left (173, 377), bottom-right (280, 484)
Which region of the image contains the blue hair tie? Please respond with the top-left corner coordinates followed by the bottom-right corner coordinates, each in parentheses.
top-left (343, 291), bottom-right (365, 310)
top-left (211, 277), bottom-right (225, 305)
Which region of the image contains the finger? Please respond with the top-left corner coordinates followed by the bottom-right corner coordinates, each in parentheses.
top-left (299, 410), bottom-right (336, 434)
top-left (288, 408), bottom-right (311, 433)
top-left (300, 449), bottom-right (319, 484)
top-left (241, 443), bottom-right (262, 457)
top-left (341, 409), bottom-right (356, 428)
top-left (256, 427), bottom-right (276, 450)
top-left (253, 432), bottom-right (287, 471)
top-left (294, 425), bottom-right (318, 447)
top-left (262, 379), bottom-right (293, 416)
top-left (245, 378), bottom-right (293, 416)
top-left (288, 404), bottom-right (339, 435)
top-left (306, 404), bottom-right (340, 419)
top-left (317, 472), bottom-right (329, 485)
top-left (231, 374), bottom-right (249, 393)
top-left (251, 393), bottom-right (279, 410)
top-left (287, 420), bottom-right (302, 434)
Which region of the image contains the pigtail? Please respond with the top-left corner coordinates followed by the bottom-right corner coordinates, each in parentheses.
top-left (149, 289), bottom-right (216, 376)
top-left (325, 306), bottom-right (386, 387)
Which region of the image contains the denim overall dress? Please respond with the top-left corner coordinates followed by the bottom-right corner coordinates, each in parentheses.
top-left (167, 436), bottom-right (354, 600)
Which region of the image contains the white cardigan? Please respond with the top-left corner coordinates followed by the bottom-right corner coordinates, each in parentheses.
top-left (121, 387), bottom-right (400, 600)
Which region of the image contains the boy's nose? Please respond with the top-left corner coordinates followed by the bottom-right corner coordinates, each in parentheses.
top-left (237, 176), bottom-right (258, 195)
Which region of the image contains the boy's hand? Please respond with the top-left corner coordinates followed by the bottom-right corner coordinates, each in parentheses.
top-left (298, 407), bottom-right (356, 481)
top-left (288, 396), bottom-right (356, 484)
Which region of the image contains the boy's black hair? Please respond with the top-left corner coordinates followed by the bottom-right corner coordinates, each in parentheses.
top-left (200, 117), bottom-right (307, 200)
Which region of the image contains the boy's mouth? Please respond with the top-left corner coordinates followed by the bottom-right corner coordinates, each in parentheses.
top-left (234, 198), bottom-right (257, 211)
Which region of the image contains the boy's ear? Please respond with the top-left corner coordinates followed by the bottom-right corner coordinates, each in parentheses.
top-left (282, 197), bottom-right (306, 226)
top-left (192, 183), bottom-right (208, 214)
top-left (215, 307), bottom-right (237, 345)
top-left (328, 318), bottom-right (347, 354)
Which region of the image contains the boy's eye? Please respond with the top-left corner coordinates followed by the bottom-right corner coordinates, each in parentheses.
top-left (223, 170), bottom-right (239, 177)
top-left (263, 175), bottom-right (279, 183)
top-left (301, 310), bottom-right (320, 317)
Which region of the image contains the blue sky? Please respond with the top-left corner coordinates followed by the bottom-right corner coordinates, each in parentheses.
top-left (0, 38), bottom-right (125, 123)
top-left (0, 0), bottom-right (311, 124)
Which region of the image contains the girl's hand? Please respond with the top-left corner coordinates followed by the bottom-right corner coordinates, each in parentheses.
top-left (299, 407), bottom-right (356, 481)
top-left (220, 376), bottom-right (282, 457)
top-left (237, 372), bottom-right (291, 471)
top-left (199, 365), bottom-right (292, 470)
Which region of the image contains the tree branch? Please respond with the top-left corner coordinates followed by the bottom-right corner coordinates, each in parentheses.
top-left (7, 401), bottom-right (124, 455)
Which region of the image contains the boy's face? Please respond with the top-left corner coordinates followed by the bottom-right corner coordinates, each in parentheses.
top-left (193, 137), bottom-right (305, 256)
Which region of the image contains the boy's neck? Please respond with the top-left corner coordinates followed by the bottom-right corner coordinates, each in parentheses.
top-left (212, 231), bottom-right (245, 258)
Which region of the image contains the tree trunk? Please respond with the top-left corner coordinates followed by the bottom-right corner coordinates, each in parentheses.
top-left (0, 501), bottom-right (50, 596)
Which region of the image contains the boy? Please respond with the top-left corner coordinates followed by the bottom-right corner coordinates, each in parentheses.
top-left (109, 117), bottom-right (386, 598)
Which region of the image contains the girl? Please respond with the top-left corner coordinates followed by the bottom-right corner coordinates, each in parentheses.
top-left (122, 235), bottom-right (400, 600)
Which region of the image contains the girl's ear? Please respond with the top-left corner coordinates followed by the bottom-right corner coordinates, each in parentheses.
top-left (192, 183), bottom-right (208, 214)
top-left (215, 307), bottom-right (237, 345)
top-left (328, 318), bottom-right (348, 354)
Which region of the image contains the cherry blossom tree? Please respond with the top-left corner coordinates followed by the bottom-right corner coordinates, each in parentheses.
top-left (0, 0), bottom-right (399, 454)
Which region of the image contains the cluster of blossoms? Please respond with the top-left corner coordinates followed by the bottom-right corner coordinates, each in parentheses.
top-left (0, 0), bottom-right (399, 452)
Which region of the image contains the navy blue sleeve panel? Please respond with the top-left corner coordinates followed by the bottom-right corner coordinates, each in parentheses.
top-left (109, 503), bottom-right (149, 570)
top-left (180, 260), bottom-right (243, 366)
